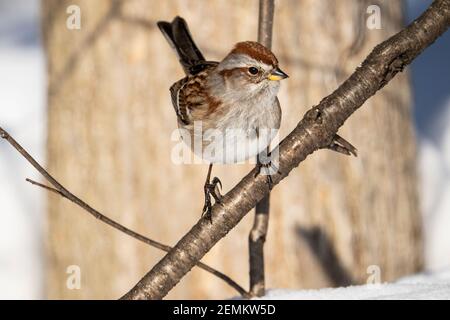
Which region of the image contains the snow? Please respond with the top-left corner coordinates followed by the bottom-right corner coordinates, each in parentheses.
top-left (419, 99), bottom-right (450, 271)
top-left (260, 269), bottom-right (450, 299)
top-left (0, 0), bottom-right (45, 299)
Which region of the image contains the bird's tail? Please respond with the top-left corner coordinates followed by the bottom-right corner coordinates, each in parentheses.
top-left (157, 16), bottom-right (206, 75)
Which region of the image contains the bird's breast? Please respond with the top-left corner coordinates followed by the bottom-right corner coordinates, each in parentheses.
top-left (181, 96), bottom-right (281, 164)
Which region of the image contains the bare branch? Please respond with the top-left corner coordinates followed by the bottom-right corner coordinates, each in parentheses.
top-left (249, 0), bottom-right (275, 298)
top-left (257, 0), bottom-right (275, 48)
top-left (121, 0), bottom-right (450, 300)
top-left (0, 127), bottom-right (249, 298)
top-left (26, 178), bottom-right (64, 196)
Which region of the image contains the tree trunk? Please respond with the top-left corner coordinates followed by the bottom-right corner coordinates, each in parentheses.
top-left (42, 0), bottom-right (422, 299)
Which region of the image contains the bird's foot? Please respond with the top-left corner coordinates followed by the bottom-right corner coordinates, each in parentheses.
top-left (327, 134), bottom-right (357, 157)
top-left (254, 161), bottom-right (280, 190)
top-left (202, 176), bottom-right (223, 223)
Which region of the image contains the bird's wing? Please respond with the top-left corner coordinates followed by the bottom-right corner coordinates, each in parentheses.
top-left (169, 63), bottom-right (219, 125)
top-left (274, 97), bottom-right (282, 129)
top-left (170, 77), bottom-right (190, 125)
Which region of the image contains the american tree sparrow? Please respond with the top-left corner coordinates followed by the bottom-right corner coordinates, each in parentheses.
top-left (157, 16), bottom-right (356, 220)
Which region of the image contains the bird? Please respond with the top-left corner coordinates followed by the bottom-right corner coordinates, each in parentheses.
top-left (157, 16), bottom-right (356, 221)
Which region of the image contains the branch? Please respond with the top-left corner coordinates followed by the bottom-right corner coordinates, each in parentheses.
top-left (0, 127), bottom-right (249, 298)
top-left (121, 0), bottom-right (450, 300)
top-left (249, 0), bottom-right (275, 297)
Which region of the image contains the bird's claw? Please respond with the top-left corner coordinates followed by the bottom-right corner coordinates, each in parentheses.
top-left (254, 161), bottom-right (280, 190)
top-left (202, 176), bottom-right (223, 223)
top-left (202, 197), bottom-right (213, 223)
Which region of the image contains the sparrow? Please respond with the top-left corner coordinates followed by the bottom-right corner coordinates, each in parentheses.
top-left (157, 16), bottom-right (356, 220)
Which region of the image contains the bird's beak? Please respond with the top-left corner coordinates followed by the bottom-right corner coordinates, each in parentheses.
top-left (268, 67), bottom-right (289, 81)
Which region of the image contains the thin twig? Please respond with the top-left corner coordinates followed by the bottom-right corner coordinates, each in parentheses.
top-left (121, 0), bottom-right (450, 300)
top-left (250, 0), bottom-right (275, 297)
top-left (0, 126), bottom-right (249, 298)
top-left (26, 178), bottom-right (63, 196)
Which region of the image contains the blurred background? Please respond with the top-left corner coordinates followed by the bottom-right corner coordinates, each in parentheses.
top-left (0, 0), bottom-right (449, 299)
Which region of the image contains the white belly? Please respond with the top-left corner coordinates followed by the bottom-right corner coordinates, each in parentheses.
top-left (197, 127), bottom-right (279, 164)
top-left (179, 91), bottom-right (281, 164)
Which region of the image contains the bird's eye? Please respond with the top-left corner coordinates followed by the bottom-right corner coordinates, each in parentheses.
top-left (248, 67), bottom-right (259, 75)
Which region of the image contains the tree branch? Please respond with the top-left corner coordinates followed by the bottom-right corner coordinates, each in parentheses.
top-left (249, 0), bottom-right (275, 298)
top-left (121, 0), bottom-right (450, 300)
top-left (0, 127), bottom-right (249, 298)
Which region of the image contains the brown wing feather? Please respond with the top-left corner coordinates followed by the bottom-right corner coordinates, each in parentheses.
top-left (169, 63), bottom-right (219, 125)
top-left (170, 78), bottom-right (189, 124)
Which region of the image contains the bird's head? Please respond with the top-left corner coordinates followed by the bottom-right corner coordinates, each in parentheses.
top-left (210, 41), bottom-right (288, 102)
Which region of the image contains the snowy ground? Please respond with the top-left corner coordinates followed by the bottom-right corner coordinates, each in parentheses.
top-left (419, 102), bottom-right (450, 271)
top-left (0, 0), bottom-right (449, 299)
top-left (0, 0), bottom-right (45, 299)
top-left (262, 269), bottom-right (450, 300)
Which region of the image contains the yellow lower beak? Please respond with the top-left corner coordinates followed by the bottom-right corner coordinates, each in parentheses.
top-left (268, 67), bottom-right (289, 81)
